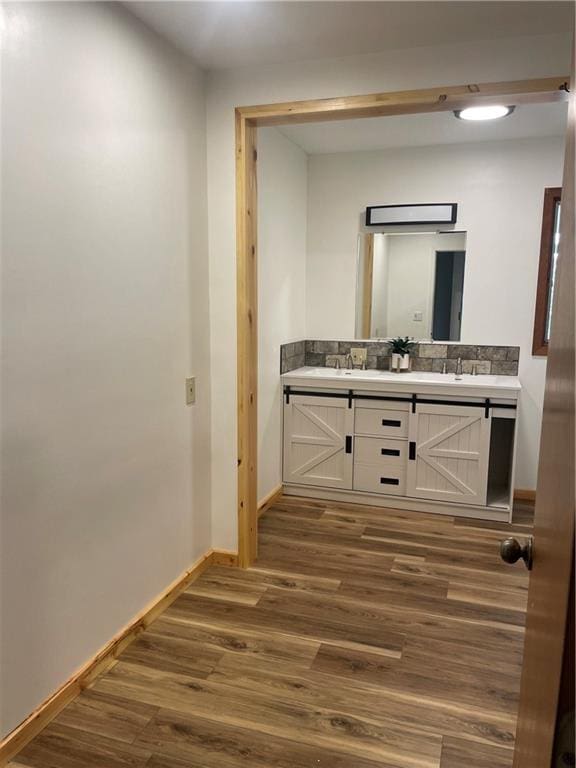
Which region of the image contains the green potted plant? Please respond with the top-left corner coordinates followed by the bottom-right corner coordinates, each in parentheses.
top-left (389, 336), bottom-right (416, 372)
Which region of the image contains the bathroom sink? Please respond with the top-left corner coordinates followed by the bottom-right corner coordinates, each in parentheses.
top-left (303, 367), bottom-right (384, 378)
top-left (282, 366), bottom-right (521, 391)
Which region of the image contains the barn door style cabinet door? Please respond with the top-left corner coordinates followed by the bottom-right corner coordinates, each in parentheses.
top-left (406, 403), bottom-right (491, 506)
top-left (283, 394), bottom-right (354, 489)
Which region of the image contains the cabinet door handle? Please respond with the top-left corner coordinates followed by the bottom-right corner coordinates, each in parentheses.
top-left (382, 419), bottom-right (401, 427)
top-left (345, 436), bottom-right (353, 454)
top-left (409, 441), bottom-right (416, 460)
top-left (380, 477), bottom-right (400, 485)
top-left (381, 448), bottom-right (400, 457)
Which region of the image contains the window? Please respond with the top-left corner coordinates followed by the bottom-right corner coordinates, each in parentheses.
top-left (533, 187), bottom-right (562, 356)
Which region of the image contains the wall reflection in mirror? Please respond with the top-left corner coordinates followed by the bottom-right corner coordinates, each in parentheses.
top-left (355, 231), bottom-right (467, 341)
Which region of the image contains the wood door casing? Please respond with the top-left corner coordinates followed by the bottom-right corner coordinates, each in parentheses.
top-left (283, 395), bottom-right (353, 489)
top-left (512, 58), bottom-right (575, 768)
top-left (407, 404), bottom-right (490, 506)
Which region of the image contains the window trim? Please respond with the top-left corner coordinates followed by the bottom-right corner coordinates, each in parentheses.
top-left (532, 187), bottom-right (562, 356)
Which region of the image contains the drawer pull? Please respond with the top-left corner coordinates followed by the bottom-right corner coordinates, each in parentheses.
top-left (382, 419), bottom-right (401, 427)
top-left (381, 448), bottom-right (400, 457)
top-left (409, 441), bottom-right (416, 461)
top-left (380, 477), bottom-right (400, 485)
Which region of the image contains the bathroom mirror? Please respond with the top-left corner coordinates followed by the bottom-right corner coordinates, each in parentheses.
top-left (355, 230), bottom-right (467, 341)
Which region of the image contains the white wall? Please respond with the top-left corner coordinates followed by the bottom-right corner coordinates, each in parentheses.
top-left (257, 128), bottom-right (308, 502)
top-left (206, 33), bottom-right (570, 550)
top-left (305, 138), bottom-right (564, 489)
top-left (1, 2), bottom-right (210, 737)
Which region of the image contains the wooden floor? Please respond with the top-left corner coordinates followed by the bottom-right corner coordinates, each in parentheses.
top-left (11, 496), bottom-right (534, 768)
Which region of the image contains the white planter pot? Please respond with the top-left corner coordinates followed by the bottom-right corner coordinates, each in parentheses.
top-left (391, 353), bottom-right (410, 371)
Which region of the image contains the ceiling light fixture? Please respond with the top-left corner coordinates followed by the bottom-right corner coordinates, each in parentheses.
top-left (454, 105), bottom-right (515, 121)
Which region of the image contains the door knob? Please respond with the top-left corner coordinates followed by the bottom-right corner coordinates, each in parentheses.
top-left (500, 536), bottom-right (533, 570)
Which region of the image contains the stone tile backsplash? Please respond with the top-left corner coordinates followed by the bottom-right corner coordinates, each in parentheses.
top-left (280, 340), bottom-right (306, 374)
top-left (280, 340), bottom-right (520, 376)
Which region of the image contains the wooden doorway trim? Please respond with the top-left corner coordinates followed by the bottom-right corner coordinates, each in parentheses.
top-left (236, 112), bottom-right (258, 569)
top-left (235, 76), bottom-right (569, 568)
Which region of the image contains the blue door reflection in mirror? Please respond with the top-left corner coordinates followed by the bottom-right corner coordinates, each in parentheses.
top-left (432, 251), bottom-right (466, 341)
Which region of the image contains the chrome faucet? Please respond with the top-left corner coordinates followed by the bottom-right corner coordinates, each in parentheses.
top-left (455, 357), bottom-right (463, 380)
top-left (345, 353), bottom-right (354, 370)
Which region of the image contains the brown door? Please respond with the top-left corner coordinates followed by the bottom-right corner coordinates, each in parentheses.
top-left (511, 78), bottom-right (575, 765)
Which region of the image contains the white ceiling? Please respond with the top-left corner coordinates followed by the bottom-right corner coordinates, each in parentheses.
top-left (127, 1), bottom-right (573, 71)
top-left (276, 101), bottom-right (568, 154)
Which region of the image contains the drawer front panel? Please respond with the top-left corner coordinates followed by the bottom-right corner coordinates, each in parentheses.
top-left (355, 407), bottom-right (409, 438)
top-left (353, 463), bottom-right (406, 495)
top-left (354, 436), bottom-right (408, 468)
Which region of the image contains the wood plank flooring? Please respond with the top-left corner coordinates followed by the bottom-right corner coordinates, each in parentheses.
top-left (10, 496), bottom-right (534, 768)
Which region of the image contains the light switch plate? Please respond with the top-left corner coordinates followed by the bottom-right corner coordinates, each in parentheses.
top-left (186, 377), bottom-right (196, 405)
top-left (350, 347), bottom-right (367, 366)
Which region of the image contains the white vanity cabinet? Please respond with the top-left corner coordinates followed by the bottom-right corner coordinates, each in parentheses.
top-left (282, 368), bottom-right (521, 522)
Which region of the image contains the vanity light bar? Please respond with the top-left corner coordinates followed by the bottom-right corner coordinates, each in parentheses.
top-left (365, 203), bottom-right (458, 227)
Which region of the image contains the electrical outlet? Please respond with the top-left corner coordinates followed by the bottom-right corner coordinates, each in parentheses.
top-left (350, 347), bottom-right (367, 366)
top-left (413, 311), bottom-right (423, 322)
top-left (185, 377), bottom-right (196, 405)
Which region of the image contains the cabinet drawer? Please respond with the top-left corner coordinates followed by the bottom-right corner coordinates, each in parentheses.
top-left (355, 407), bottom-right (409, 438)
top-left (354, 436), bottom-right (408, 468)
top-left (354, 463), bottom-right (406, 495)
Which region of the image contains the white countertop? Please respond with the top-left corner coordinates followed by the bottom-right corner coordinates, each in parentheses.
top-left (281, 366), bottom-right (521, 398)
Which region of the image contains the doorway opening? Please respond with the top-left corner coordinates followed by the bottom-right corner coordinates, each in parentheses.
top-left (235, 76), bottom-right (568, 567)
